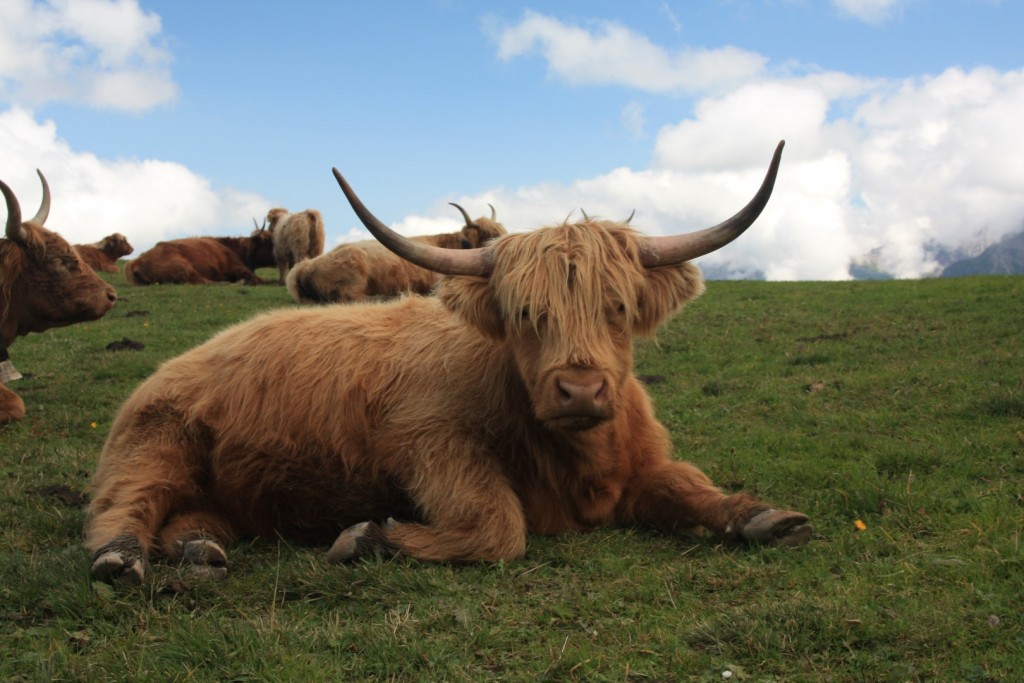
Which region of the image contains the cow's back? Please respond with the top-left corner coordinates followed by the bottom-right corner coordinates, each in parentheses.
top-left (125, 239), bottom-right (254, 285)
top-left (75, 245), bottom-right (118, 273)
top-left (107, 297), bottom-right (504, 456)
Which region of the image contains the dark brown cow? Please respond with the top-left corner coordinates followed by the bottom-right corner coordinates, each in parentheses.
top-left (75, 232), bottom-right (134, 273)
top-left (1, 171), bottom-right (118, 423)
top-left (124, 230), bottom-right (274, 285)
top-left (285, 204), bottom-right (506, 304)
top-left (86, 141), bottom-right (809, 585)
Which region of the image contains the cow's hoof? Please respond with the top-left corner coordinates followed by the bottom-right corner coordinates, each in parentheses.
top-left (90, 535), bottom-right (146, 584)
top-left (180, 538), bottom-right (228, 581)
top-left (741, 509), bottom-right (812, 547)
top-left (326, 521), bottom-right (398, 563)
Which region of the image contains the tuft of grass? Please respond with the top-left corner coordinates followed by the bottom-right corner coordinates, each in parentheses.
top-left (1, 269), bottom-right (1022, 681)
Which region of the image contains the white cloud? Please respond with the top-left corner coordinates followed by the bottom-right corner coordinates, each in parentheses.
top-left (832, 0), bottom-right (903, 24)
top-left (621, 101), bottom-right (646, 140)
top-left (0, 0), bottom-right (176, 112)
top-left (0, 107), bottom-right (268, 248)
top-left (492, 10), bottom-right (765, 93)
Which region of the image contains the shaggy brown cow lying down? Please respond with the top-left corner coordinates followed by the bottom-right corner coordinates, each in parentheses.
top-left (86, 141), bottom-right (810, 584)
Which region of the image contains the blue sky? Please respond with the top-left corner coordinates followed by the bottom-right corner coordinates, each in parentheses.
top-left (2, 0), bottom-right (1023, 279)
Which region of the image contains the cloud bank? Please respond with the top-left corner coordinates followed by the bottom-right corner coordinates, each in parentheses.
top-left (0, 0), bottom-right (177, 112)
top-left (468, 12), bottom-right (1024, 279)
top-left (0, 107), bottom-right (267, 246)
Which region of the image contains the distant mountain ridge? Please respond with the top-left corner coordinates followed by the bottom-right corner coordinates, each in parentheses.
top-left (941, 230), bottom-right (1024, 277)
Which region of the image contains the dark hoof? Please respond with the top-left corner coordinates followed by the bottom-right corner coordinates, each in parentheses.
top-left (326, 520), bottom-right (399, 563)
top-left (741, 509), bottom-right (813, 547)
top-left (90, 535), bottom-right (146, 584)
top-left (179, 537), bottom-right (228, 580)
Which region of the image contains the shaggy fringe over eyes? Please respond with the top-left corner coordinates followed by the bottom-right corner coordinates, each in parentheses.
top-left (491, 220), bottom-right (646, 337)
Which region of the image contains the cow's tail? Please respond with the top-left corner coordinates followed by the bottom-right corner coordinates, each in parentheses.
top-left (308, 210), bottom-right (325, 259)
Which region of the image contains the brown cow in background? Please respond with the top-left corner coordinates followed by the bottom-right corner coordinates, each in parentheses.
top-left (1, 171), bottom-right (117, 423)
top-left (286, 203), bottom-right (505, 304)
top-left (266, 208), bottom-right (325, 283)
top-left (86, 141), bottom-right (810, 585)
top-left (75, 232), bottom-right (134, 273)
top-left (124, 229), bottom-right (274, 285)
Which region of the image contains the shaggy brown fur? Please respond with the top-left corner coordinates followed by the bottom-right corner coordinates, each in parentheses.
top-left (86, 216), bottom-right (810, 583)
top-left (285, 214), bottom-right (506, 304)
top-left (1, 177), bottom-right (117, 423)
top-left (124, 230), bottom-right (274, 286)
top-left (75, 232), bottom-right (134, 273)
top-left (266, 208), bottom-right (325, 284)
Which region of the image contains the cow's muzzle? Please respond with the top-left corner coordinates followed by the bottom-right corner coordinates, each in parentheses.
top-left (542, 370), bottom-right (612, 431)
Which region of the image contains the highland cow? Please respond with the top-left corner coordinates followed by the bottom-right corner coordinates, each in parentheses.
top-left (75, 232), bottom-right (134, 273)
top-left (286, 203), bottom-right (505, 304)
top-left (1, 171), bottom-right (117, 423)
top-left (86, 141), bottom-right (810, 585)
top-left (266, 208), bottom-right (325, 283)
top-left (123, 229), bottom-right (274, 286)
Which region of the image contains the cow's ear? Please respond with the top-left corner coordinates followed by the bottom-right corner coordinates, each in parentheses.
top-left (14, 224), bottom-right (48, 262)
top-left (634, 262), bottom-right (705, 336)
top-left (437, 277), bottom-right (506, 340)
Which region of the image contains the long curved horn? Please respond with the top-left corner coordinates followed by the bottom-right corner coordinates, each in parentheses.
top-left (1, 178), bottom-right (24, 241)
top-left (640, 140), bottom-right (784, 267)
top-left (449, 202), bottom-right (473, 227)
top-left (30, 169), bottom-right (50, 226)
top-left (488, 203), bottom-right (496, 220)
top-left (334, 168), bottom-right (493, 277)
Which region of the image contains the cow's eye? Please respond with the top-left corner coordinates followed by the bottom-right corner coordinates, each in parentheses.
top-left (520, 307), bottom-right (530, 320)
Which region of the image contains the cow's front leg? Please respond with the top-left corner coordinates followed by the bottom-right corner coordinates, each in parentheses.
top-left (327, 446), bottom-right (528, 564)
top-left (619, 461), bottom-right (812, 546)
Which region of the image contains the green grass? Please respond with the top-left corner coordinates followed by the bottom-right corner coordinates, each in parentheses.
top-left (2, 269), bottom-right (1022, 681)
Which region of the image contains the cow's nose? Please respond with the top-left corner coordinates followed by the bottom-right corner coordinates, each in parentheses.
top-left (557, 375), bottom-right (608, 410)
top-left (106, 288), bottom-right (118, 304)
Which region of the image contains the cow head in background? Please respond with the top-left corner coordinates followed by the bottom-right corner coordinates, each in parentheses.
top-left (1, 170), bottom-right (117, 343)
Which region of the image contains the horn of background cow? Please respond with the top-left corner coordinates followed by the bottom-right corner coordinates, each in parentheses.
top-left (449, 202), bottom-right (473, 227)
top-left (625, 209), bottom-right (636, 225)
top-left (30, 170), bottom-right (50, 226)
top-left (639, 140), bottom-right (784, 268)
top-left (488, 204), bottom-right (496, 220)
top-left (1, 178), bottom-right (23, 241)
top-left (333, 168), bottom-right (494, 277)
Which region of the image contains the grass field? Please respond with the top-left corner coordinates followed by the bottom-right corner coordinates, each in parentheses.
top-left (1, 267), bottom-right (1021, 681)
